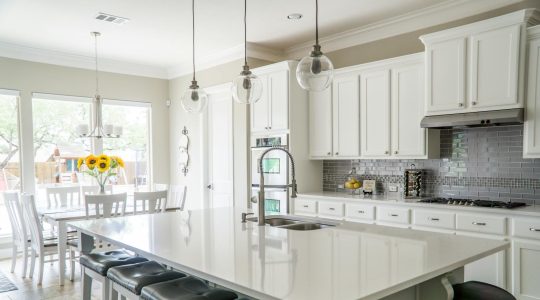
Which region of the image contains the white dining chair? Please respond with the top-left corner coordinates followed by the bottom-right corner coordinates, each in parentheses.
top-left (3, 191), bottom-right (31, 278)
top-left (169, 185), bottom-right (187, 211)
top-left (46, 185), bottom-right (81, 207)
top-left (84, 193), bottom-right (127, 219)
top-left (21, 194), bottom-right (76, 285)
top-left (133, 190), bottom-right (168, 214)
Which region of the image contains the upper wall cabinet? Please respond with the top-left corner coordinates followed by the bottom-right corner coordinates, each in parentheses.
top-left (251, 69), bottom-right (289, 133)
top-left (421, 9), bottom-right (540, 116)
top-left (524, 25), bottom-right (540, 158)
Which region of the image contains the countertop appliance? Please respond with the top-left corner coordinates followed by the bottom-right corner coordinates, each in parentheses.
top-left (251, 134), bottom-right (290, 214)
top-left (418, 198), bottom-right (527, 209)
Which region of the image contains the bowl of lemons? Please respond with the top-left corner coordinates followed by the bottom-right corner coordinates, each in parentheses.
top-left (345, 178), bottom-right (362, 195)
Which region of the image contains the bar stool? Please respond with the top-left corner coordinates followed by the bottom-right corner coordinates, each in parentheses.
top-left (452, 281), bottom-right (516, 300)
top-left (107, 260), bottom-right (187, 299)
top-left (140, 276), bottom-right (239, 300)
top-left (80, 250), bottom-right (148, 300)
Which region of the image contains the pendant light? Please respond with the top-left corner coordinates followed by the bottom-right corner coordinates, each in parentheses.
top-left (296, 0), bottom-right (334, 92)
top-left (181, 0), bottom-right (208, 114)
top-left (231, 0), bottom-right (263, 104)
top-left (77, 32), bottom-right (122, 139)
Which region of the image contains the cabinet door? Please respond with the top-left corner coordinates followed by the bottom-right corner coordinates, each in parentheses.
top-left (268, 70), bottom-right (289, 131)
top-left (361, 69), bottom-right (390, 158)
top-left (309, 88), bottom-right (333, 158)
top-left (524, 37), bottom-right (540, 158)
top-left (391, 63), bottom-right (426, 158)
top-left (425, 38), bottom-right (467, 114)
top-left (332, 74), bottom-right (360, 157)
top-left (469, 24), bottom-right (521, 110)
top-left (251, 74), bottom-right (269, 132)
top-left (513, 240), bottom-right (540, 300)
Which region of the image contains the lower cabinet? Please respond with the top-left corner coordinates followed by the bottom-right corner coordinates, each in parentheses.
top-left (512, 240), bottom-right (540, 300)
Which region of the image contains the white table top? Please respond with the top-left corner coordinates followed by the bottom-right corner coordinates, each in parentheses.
top-left (68, 208), bottom-right (508, 300)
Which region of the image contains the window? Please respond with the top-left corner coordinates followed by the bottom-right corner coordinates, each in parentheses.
top-left (0, 90), bottom-right (21, 236)
top-left (32, 94), bottom-right (92, 204)
top-left (102, 100), bottom-right (151, 187)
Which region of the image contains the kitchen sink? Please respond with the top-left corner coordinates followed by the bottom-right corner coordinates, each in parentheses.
top-left (264, 218), bottom-right (302, 226)
top-left (246, 216), bottom-right (336, 230)
top-left (278, 223), bottom-right (334, 231)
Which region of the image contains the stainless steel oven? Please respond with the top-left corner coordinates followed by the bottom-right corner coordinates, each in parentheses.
top-left (251, 134), bottom-right (289, 214)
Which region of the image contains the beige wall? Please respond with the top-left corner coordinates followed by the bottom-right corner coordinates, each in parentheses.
top-left (168, 58), bottom-right (272, 209)
top-left (0, 57), bottom-right (170, 190)
top-left (326, 0), bottom-right (540, 68)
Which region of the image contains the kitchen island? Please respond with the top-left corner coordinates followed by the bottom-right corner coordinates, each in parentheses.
top-left (68, 208), bottom-right (508, 300)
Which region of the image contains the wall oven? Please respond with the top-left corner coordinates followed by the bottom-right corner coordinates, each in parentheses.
top-left (251, 134), bottom-right (289, 214)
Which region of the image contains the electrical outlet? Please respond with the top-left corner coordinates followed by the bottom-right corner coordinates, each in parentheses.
top-left (388, 184), bottom-right (398, 192)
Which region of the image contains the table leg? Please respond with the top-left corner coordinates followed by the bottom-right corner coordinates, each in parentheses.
top-left (58, 221), bottom-right (67, 286)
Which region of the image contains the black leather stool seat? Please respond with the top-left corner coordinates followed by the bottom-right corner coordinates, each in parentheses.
top-left (79, 250), bottom-right (148, 276)
top-left (453, 281), bottom-right (516, 300)
top-left (141, 277), bottom-right (238, 300)
top-left (107, 261), bottom-right (187, 295)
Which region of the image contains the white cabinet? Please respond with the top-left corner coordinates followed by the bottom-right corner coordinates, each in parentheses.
top-left (251, 70), bottom-right (289, 133)
top-left (309, 88), bottom-right (333, 158)
top-left (360, 69), bottom-right (390, 158)
top-left (513, 240), bottom-right (540, 300)
top-left (421, 10), bottom-right (534, 116)
top-left (524, 26), bottom-right (540, 158)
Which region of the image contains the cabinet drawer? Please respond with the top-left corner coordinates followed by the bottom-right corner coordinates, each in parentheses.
top-left (318, 201), bottom-right (344, 218)
top-left (295, 199), bottom-right (317, 214)
top-left (456, 214), bottom-right (506, 235)
top-left (345, 203), bottom-right (375, 221)
top-left (377, 207), bottom-right (410, 224)
top-left (413, 210), bottom-right (455, 230)
top-left (513, 218), bottom-right (540, 240)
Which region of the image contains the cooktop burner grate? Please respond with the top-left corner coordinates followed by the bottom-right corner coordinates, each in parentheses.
top-left (418, 198), bottom-right (527, 209)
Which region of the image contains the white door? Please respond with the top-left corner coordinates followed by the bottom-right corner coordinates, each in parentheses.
top-left (391, 63), bottom-right (426, 158)
top-left (332, 73), bottom-right (360, 158)
top-left (425, 37), bottom-right (467, 114)
top-left (309, 89), bottom-right (333, 158)
top-left (251, 74), bottom-right (269, 133)
top-left (268, 70), bottom-right (289, 131)
top-left (512, 240), bottom-right (540, 300)
top-left (361, 69), bottom-right (390, 158)
top-left (469, 24), bottom-right (521, 110)
top-left (524, 36), bottom-right (540, 158)
top-left (207, 86), bottom-right (234, 208)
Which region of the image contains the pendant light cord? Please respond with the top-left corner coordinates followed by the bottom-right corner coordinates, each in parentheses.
top-left (192, 0), bottom-right (196, 82)
top-left (315, 0), bottom-right (319, 46)
top-left (244, 0), bottom-right (247, 65)
top-left (94, 33), bottom-right (99, 95)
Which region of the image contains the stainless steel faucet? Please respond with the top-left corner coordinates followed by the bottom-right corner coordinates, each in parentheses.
top-left (257, 147), bottom-right (297, 226)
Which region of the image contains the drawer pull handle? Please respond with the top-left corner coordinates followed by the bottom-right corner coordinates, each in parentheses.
top-left (472, 222), bottom-right (486, 226)
top-left (329, 207), bottom-right (335, 211)
top-left (358, 210), bottom-right (365, 214)
top-left (430, 218), bottom-right (440, 221)
top-left (530, 228), bottom-right (540, 232)
top-left (390, 214), bottom-right (399, 217)
top-left (303, 205), bottom-right (309, 208)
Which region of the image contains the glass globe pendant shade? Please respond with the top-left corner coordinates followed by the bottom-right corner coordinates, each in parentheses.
top-left (181, 80), bottom-right (208, 113)
top-left (232, 66), bottom-right (263, 104)
top-left (296, 45), bottom-right (334, 92)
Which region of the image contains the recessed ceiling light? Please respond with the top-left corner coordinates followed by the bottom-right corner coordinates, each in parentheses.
top-left (287, 13), bottom-right (303, 20)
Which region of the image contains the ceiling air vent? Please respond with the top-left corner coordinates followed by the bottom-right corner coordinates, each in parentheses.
top-left (95, 12), bottom-right (130, 25)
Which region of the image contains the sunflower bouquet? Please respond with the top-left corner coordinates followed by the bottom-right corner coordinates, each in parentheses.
top-left (77, 154), bottom-right (125, 193)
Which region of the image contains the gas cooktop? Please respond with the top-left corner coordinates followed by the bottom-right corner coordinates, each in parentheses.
top-left (418, 198), bottom-right (527, 209)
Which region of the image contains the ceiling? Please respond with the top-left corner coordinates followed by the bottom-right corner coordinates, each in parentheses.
top-left (0, 0), bottom-right (519, 78)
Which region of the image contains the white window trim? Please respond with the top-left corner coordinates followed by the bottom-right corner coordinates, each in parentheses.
top-left (32, 92), bottom-right (92, 103)
top-left (0, 89), bottom-right (20, 96)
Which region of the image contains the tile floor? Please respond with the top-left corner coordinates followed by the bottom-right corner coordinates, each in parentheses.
top-left (0, 256), bottom-right (101, 300)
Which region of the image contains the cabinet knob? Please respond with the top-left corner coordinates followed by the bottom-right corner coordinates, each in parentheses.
top-left (459, 103), bottom-right (464, 107)
top-left (472, 101), bottom-right (477, 106)
top-left (327, 152), bottom-right (331, 156)
top-left (394, 151), bottom-right (398, 154)
top-left (335, 152), bottom-right (339, 155)
top-left (264, 127), bottom-right (268, 129)
top-left (385, 151), bottom-right (389, 155)
top-left (268, 126), bottom-right (272, 129)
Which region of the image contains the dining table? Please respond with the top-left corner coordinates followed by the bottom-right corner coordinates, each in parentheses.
top-left (37, 191), bottom-right (180, 286)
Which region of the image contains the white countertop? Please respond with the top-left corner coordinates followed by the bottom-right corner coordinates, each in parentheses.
top-left (299, 192), bottom-right (540, 217)
top-left (69, 208), bottom-right (508, 300)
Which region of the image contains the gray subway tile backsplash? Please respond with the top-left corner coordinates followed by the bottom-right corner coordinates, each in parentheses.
top-left (322, 125), bottom-right (540, 205)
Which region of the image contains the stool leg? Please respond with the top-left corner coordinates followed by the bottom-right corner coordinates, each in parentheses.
top-left (81, 267), bottom-right (92, 300)
top-left (109, 282), bottom-right (119, 300)
top-left (102, 278), bottom-right (110, 300)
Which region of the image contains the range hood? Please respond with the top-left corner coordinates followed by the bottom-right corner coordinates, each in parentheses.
top-left (420, 108), bottom-right (524, 129)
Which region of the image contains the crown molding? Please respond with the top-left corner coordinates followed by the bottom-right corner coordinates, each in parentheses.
top-left (166, 42), bottom-right (284, 79)
top-left (0, 41), bottom-right (170, 79)
top-left (285, 0), bottom-right (523, 58)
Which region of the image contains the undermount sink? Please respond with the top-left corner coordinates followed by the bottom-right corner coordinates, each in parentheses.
top-left (264, 218), bottom-right (302, 226)
top-left (279, 223), bottom-right (334, 231)
top-left (247, 216), bottom-right (336, 230)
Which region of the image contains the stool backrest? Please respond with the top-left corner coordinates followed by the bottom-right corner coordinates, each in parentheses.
top-left (2, 192), bottom-right (29, 247)
top-left (84, 193), bottom-right (127, 219)
top-left (46, 185), bottom-right (81, 207)
top-left (21, 194), bottom-right (44, 253)
top-left (133, 190), bottom-right (168, 214)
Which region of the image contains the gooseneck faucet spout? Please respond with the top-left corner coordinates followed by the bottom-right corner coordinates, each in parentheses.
top-left (258, 147), bottom-right (297, 226)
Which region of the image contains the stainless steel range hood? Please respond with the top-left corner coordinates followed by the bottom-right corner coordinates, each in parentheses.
top-left (420, 108), bottom-right (524, 129)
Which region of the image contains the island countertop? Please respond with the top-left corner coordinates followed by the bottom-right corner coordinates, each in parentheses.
top-left (68, 208), bottom-right (508, 300)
